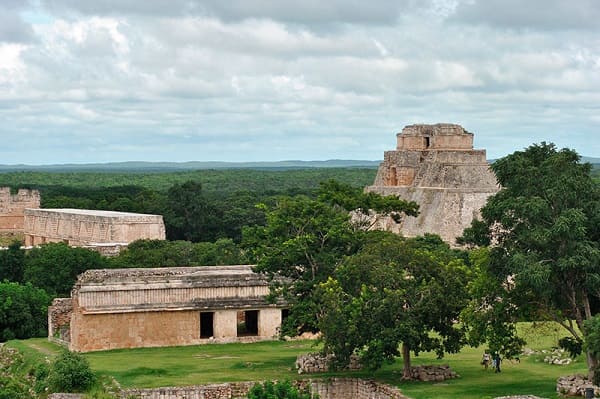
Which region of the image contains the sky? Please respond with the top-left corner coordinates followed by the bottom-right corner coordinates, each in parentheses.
top-left (0, 0), bottom-right (599, 165)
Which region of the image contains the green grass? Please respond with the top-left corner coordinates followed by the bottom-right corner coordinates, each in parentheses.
top-left (84, 340), bottom-right (320, 388)
top-left (5, 324), bottom-right (590, 398)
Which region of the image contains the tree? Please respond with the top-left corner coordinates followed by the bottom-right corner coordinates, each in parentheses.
top-left (164, 180), bottom-right (223, 242)
top-left (110, 238), bottom-right (248, 268)
top-left (318, 233), bottom-right (469, 378)
top-left (0, 281), bottom-right (51, 341)
top-left (243, 181), bottom-right (419, 335)
top-left (24, 243), bottom-right (108, 296)
top-left (460, 142), bottom-right (600, 378)
top-left (0, 240), bottom-right (25, 282)
top-left (243, 194), bottom-right (361, 334)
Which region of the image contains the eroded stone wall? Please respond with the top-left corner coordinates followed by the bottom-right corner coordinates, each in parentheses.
top-left (48, 298), bottom-right (72, 344)
top-left (23, 208), bottom-right (165, 247)
top-left (120, 379), bottom-right (409, 399)
top-left (70, 307), bottom-right (202, 352)
top-left (0, 187), bottom-right (40, 232)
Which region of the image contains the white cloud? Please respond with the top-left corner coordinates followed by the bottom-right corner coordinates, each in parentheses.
top-left (0, 1), bottom-right (598, 164)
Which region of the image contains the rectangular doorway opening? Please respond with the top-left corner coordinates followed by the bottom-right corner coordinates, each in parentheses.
top-left (424, 136), bottom-right (430, 148)
top-left (200, 312), bottom-right (214, 338)
top-left (237, 310), bottom-right (259, 336)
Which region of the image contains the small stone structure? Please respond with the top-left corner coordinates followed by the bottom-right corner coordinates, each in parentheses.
top-left (23, 208), bottom-right (165, 247)
top-left (366, 123), bottom-right (499, 244)
top-left (0, 187), bottom-right (40, 233)
top-left (120, 379), bottom-right (409, 399)
top-left (49, 265), bottom-right (287, 352)
top-left (556, 374), bottom-right (600, 397)
top-left (295, 352), bottom-right (362, 374)
top-left (406, 364), bottom-right (459, 382)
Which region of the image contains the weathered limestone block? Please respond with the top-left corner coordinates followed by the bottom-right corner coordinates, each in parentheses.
top-left (366, 123), bottom-right (500, 245)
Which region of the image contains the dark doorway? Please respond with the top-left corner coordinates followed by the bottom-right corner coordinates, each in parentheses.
top-left (281, 309), bottom-right (290, 323)
top-left (237, 310), bottom-right (259, 336)
top-left (200, 312), bottom-right (214, 338)
top-left (425, 136), bottom-right (430, 148)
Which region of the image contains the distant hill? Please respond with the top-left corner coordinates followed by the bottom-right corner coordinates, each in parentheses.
top-left (0, 156), bottom-right (597, 173)
top-left (582, 156), bottom-right (600, 164)
top-left (0, 160), bottom-right (382, 172)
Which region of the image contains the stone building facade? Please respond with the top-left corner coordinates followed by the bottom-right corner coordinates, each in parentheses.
top-left (366, 123), bottom-right (499, 244)
top-left (23, 208), bottom-right (165, 247)
top-left (0, 187), bottom-right (40, 233)
top-left (49, 265), bottom-right (286, 352)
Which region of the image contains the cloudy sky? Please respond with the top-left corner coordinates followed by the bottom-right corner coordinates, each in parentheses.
top-left (1, 0), bottom-right (599, 164)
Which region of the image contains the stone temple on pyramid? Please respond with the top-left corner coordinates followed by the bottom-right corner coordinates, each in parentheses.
top-left (365, 123), bottom-right (499, 244)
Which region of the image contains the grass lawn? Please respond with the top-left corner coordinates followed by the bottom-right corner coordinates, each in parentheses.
top-left (6, 322), bottom-right (589, 399)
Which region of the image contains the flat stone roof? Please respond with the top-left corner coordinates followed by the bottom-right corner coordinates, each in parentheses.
top-left (75, 265), bottom-right (269, 286)
top-left (25, 208), bottom-right (161, 218)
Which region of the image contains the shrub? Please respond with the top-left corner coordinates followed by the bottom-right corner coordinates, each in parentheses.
top-left (247, 380), bottom-right (316, 399)
top-left (47, 350), bottom-right (96, 393)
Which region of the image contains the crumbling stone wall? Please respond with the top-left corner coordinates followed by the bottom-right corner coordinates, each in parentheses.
top-left (556, 375), bottom-right (600, 397)
top-left (366, 123), bottom-right (500, 244)
top-left (295, 352), bottom-right (361, 374)
top-left (48, 298), bottom-right (72, 344)
top-left (120, 379), bottom-right (409, 399)
top-left (0, 187), bottom-right (40, 233)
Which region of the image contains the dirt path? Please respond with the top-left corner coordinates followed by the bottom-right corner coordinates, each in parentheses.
top-left (26, 342), bottom-right (57, 356)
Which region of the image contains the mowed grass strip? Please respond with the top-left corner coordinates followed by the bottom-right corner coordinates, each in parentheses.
top-left (84, 340), bottom-right (318, 388)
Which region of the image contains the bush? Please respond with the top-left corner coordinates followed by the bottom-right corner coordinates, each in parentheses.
top-left (247, 380), bottom-right (316, 399)
top-left (47, 350), bottom-right (96, 393)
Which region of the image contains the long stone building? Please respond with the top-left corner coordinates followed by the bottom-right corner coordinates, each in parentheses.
top-left (366, 123), bottom-right (499, 244)
top-left (49, 265), bottom-right (286, 352)
top-left (23, 208), bottom-right (165, 247)
top-left (0, 187), bottom-right (40, 233)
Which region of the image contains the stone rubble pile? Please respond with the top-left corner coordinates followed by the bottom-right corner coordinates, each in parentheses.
top-left (556, 374), bottom-right (600, 397)
top-left (543, 348), bottom-right (572, 365)
top-left (295, 352), bottom-right (361, 374)
top-left (406, 365), bottom-right (459, 382)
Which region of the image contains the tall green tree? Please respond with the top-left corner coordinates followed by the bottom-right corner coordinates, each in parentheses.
top-left (243, 181), bottom-right (419, 335)
top-left (0, 240), bottom-right (25, 282)
top-left (164, 180), bottom-right (222, 242)
top-left (24, 243), bottom-right (108, 297)
top-left (318, 233), bottom-right (470, 378)
top-left (0, 281), bottom-right (51, 341)
top-left (460, 142), bottom-right (600, 378)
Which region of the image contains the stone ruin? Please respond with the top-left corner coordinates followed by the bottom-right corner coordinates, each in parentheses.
top-left (49, 265), bottom-right (287, 352)
top-left (556, 375), bottom-right (600, 397)
top-left (23, 208), bottom-right (165, 248)
top-left (0, 187), bottom-right (40, 234)
top-left (295, 353), bottom-right (458, 382)
top-left (366, 123), bottom-right (499, 244)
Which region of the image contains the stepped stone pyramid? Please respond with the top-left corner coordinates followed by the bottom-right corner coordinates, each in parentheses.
top-left (365, 123), bottom-right (499, 244)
